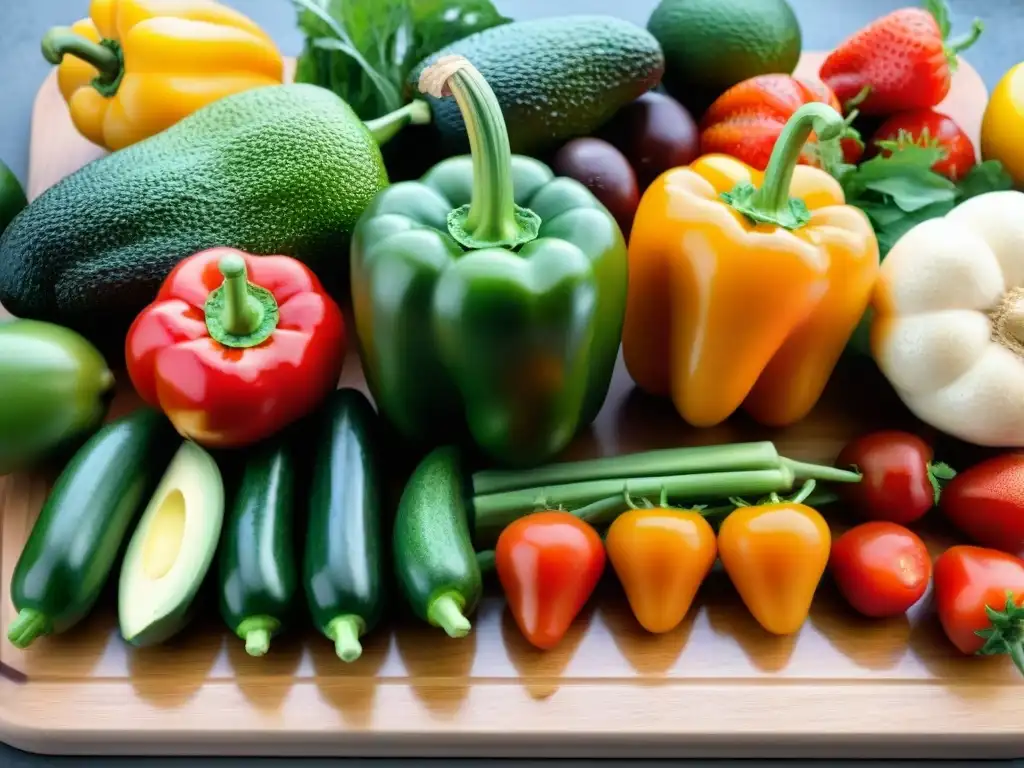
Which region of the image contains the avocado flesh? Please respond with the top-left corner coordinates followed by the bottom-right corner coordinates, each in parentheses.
top-left (118, 441), bottom-right (225, 648)
top-left (0, 84), bottom-right (389, 357)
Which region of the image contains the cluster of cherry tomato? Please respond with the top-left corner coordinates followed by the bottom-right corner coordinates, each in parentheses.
top-left (833, 432), bottom-right (1024, 671)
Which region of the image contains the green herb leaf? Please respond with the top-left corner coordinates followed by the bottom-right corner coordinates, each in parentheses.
top-left (957, 159), bottom-right (1014, 200)
top-left (293, 0), bottom-right (510, 120)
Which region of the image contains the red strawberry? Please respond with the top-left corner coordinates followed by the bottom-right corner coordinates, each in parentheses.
top-left (819, 0), bottom-right (983, 116)
top-left (870, 108), bottom-right (976, 180)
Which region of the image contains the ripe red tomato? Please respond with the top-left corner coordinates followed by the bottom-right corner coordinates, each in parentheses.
top-left (870, 109), bottom-right (977, 180)
top-left (933, 546), bottom-right (1024, 674)
top-left (830, 522), bottom-right (932, 618)
top-left (835, 431), bottom-right (955, 524)
top-left (941, 454), bottom-right (1024, 559)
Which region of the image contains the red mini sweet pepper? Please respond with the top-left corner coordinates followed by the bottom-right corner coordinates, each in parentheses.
top-left (125, 247), bottom-right (346, 448)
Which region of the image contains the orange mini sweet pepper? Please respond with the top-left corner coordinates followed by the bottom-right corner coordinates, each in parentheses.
top-left (42, 0), bottom-right (284, 152)
top-left (622, 103), bottom-right (879, 429)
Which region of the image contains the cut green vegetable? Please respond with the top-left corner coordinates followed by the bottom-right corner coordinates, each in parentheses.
top-left (118, 441), bottom-right (225, 648)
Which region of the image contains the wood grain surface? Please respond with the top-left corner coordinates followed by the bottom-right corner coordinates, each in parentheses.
top-left (4, 54), bottom-right (1021, 759)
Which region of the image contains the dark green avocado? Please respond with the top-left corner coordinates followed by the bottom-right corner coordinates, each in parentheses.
top-left (413, 16), bottom-right (665, 158)
top-left (0, 84), bottom-right (388, 355)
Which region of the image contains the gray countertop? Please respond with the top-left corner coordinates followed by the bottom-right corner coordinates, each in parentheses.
top-left (3, 0), bottom-right (1023, 764)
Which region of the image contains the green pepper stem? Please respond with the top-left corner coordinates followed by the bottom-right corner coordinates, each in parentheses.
top-left (41, 27), bottom-right (121, 82)
top-left (427, 592), bottom-right (471, 638)
top-left (473, 467), bottom-right (795, 537)
top-left (780, 457), bottom-right (862, 484)
top-left (6, 608), bottom-right (50, 649)
top-left (326, 615), bottom-right (365, 663)
top-left (472, 441), bottom-right (782, 496)
top-left (236, 615), bottom-right (279, 657)
top-left (364, 100), bottom-right (432, 146)
top-left (754, 103), bottom-right (845, 215)
top-left (218, 254), bottom-right (263, 336)
top-left (418, 55), bottom-right (540, 250)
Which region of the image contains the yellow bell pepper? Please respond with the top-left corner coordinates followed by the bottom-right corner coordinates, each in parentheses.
top-left (622, 103), bottom-right (879, 429)
top-left (42, 0), bottom-right (284, 152)
top-left (981, 62), bottom-right (1024, 189)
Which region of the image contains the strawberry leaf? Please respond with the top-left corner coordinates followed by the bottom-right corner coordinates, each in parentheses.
top-left (924, 0), bottom-right (952, 39)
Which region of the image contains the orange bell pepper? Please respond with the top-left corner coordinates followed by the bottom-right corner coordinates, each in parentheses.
top-left (605, 497), bottom-right (717, 634)
top-left (42, 0), bottom-right (284, 152)
top-left (622, 103), bottom-right (879, 429)
top-left (717, 481), bottom-right (831, 635)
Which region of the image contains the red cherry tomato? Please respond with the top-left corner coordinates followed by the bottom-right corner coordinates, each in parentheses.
top-left (941, 454), bottom-right (1024, 559)
top-left (836, 431), bottom-right (955, 524)
top-left (870, 109), bottom-right (977, 180)
top-left (829, 522), bottom-right (931, 618)
top-left (495, 511), bottom-right (606, 651)
top-left (933, 546), bottom-right (1024, 676)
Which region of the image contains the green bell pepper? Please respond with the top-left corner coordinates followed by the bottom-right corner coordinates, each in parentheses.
top-left (351, 55), bottom-right (628, 467)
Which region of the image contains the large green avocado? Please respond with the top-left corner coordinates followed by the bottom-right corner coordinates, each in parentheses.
top-left (413, 16), bottom-right (665, 158)
top-left (0, 84), bottom-right (389, 354)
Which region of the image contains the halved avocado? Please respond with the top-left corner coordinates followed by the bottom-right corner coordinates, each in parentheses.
top-left (118, 440), bottom-right (225, 647)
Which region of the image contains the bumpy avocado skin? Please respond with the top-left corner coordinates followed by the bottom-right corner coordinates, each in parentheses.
top-left (414, 16), bottom-right (665, 157)
top-left (0, 84), bottom-right (388, 353)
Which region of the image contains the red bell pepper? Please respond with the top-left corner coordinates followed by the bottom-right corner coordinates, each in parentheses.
top-left (495, 510), bottom-right (605, 651)
top-left (125, 247), bottom-right (346, 448)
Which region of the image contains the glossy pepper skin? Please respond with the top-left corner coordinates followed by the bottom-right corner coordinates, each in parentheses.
top-left (605, 502), bottom-right (717, 634)
top-left (718, 483), bottom-right (831, 636)
top-left (351, 56), bottom-right (627, 468)
top-left (42, 0), bottom-right (284, 152)
top-left (623, 103), bottom-right (879, 429)
top-left (125, 247), bottom-right (346, 449)
top-left (495, 510), bottom-right (606, 651)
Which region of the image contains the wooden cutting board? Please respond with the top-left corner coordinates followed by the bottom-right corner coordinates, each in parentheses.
top-left (4, 54), bottom-right (1021, 760)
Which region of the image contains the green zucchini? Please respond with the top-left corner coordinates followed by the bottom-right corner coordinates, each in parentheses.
top-left (7, 409), bottom-right (177, 648)
top-left (218, 438), bottom-right (298, 657)
top-left (393, 446), bottom-right (482, 638)
top-left (303, 388), bottom-right (385, 663)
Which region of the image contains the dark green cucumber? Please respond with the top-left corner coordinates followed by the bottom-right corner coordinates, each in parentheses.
top-left (393, 446), bottom-right (481, 638)
top-left (303, 388), bottom-right (384, 663)
top-left (7, 409), bottom-right (177, 648)
top-left (218, 438), bottom-right (297, 657)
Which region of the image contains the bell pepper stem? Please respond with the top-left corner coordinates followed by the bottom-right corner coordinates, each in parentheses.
top-left (41, 27), bottom-right (123, 94)
top-left (364, 100), bottom-right (432, 146)
top-left (427, 592), bottom-right (472, 638)
top-left (418, 55), bottom-right (540, 250)
top-left (204, 252), bottom-right (280, 349)
top-left (326, 615), bottom-right (365, 663)
top-left (6, 608), bottom-right (50, 649)
top-left (219, 255), bottom-right (263, 336)
top-left (236, 616), bottom-right (279, 658)
top-left (722, 102), bottom-right (846, 230)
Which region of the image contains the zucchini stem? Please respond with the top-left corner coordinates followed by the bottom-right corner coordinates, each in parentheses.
top-left (472, 441), bottom-right (782, 496)
top-left (427, 592), bottom-right (472, 639)
top-left (326, 615), bottom-right (365, 663)
top-left (473, 467), bottom-right (795, 537)
top-left (236, 615), bottom-right (280, 658)
top-left (6, 608), bottom-right (50, 649)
